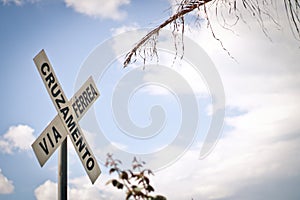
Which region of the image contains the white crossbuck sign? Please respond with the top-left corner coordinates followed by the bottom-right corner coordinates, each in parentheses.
top-left (31, 49), bottom-right (101, 184)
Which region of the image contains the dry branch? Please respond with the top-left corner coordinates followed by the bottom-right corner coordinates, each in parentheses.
top-left (123, 0), bottom-right (300, 67)
top-left (123, 0), bottom-right (213, 67)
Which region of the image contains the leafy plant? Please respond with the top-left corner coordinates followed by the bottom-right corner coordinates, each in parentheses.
top-left (105, 153), bottom-right (167, 200)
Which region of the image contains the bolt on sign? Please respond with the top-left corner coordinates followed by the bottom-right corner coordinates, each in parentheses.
top-left (31, 49), bottom-right (101, 184)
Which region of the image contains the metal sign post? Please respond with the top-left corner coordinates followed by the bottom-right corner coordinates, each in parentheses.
top-left (31, 49), bottom-right (101, 199)
top-left (58, 139), bottom-right (67, 200)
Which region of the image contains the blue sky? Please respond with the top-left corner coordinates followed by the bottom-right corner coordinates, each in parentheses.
top-left (1, 0), bottom-right (300, 199)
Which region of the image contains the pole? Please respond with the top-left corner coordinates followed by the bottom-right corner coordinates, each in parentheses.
top-left (58, 138), bottom-right (67, 200)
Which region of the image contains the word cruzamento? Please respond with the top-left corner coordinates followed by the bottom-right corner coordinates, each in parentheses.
top-left (32, 49), bottom-right (101, 184)
top-left (42, 62), bottom-right (97, 169)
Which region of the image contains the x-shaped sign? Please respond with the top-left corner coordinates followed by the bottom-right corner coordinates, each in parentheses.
top-left (31, 50), bottom-right (101, 184)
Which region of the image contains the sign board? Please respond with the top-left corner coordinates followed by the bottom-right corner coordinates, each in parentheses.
top-left (32, 49), bottom-right (101, 184)
top-left (32, 77), bottom-right (99, 167)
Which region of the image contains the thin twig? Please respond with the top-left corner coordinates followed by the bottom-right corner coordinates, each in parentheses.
top-left (123, 0), bottom-right (212, 67)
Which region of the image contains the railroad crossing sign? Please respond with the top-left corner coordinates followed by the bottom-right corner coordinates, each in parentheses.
top-left (31, 49), bottom-right (101, 184)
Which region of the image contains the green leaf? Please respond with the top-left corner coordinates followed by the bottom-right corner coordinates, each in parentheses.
top-left (126, 193), bottom-right (132, 200)
top-left (117, 182), bottom-right (124, 189)
top-left (120, 171), bottom-right (129, 180)
top-left (109, 168), bottom-right (116, 174)
top-left (112, 179), bottom-right (123, 190)
top-left (146, 185), bottom-right (155, 193)
top-left (146, 169), bottom-right (154, 176)
top-left (144, 176), bottom-right (150, 185)
top-left (112, 179), bottom-right (118, 187)
top-left (153, 195), bottom-right (167, 200)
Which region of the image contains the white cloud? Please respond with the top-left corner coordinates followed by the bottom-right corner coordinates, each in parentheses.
top-left (111, 23), bottom-right (139, 36)
top-left (65, 0), bottom-right (130, 20)
top-left (0, 169), bottom-right (14, 194)
top-left (1, 0), bottom-right (39, 6)
top-left (68, 175), bottom-right (116, 200)
top-left (0, 140), bottom-right (11, 154)
top-left (34, 180), bottom-right (56, 200)
top-left (140, 53), bottom-right (209, 96)
top-left (34, 175), bottom-right (123, 200)
top-left (1, 0), bottom-right (23, 5)
top-left (0, 125), bottom-right (35, 154)
top-left (149, 88), bottom-right (300, 199)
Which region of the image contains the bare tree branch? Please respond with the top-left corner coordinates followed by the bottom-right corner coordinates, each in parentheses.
top-left (284, 0), bottom-right (300, 39)
top-left (123, 0), bottom-right (212, 67)
top-left (123, 0), bottom-right (300, 67)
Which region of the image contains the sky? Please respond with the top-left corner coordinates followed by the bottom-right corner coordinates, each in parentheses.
top-left (0, 0), bottom-right (300, 200)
